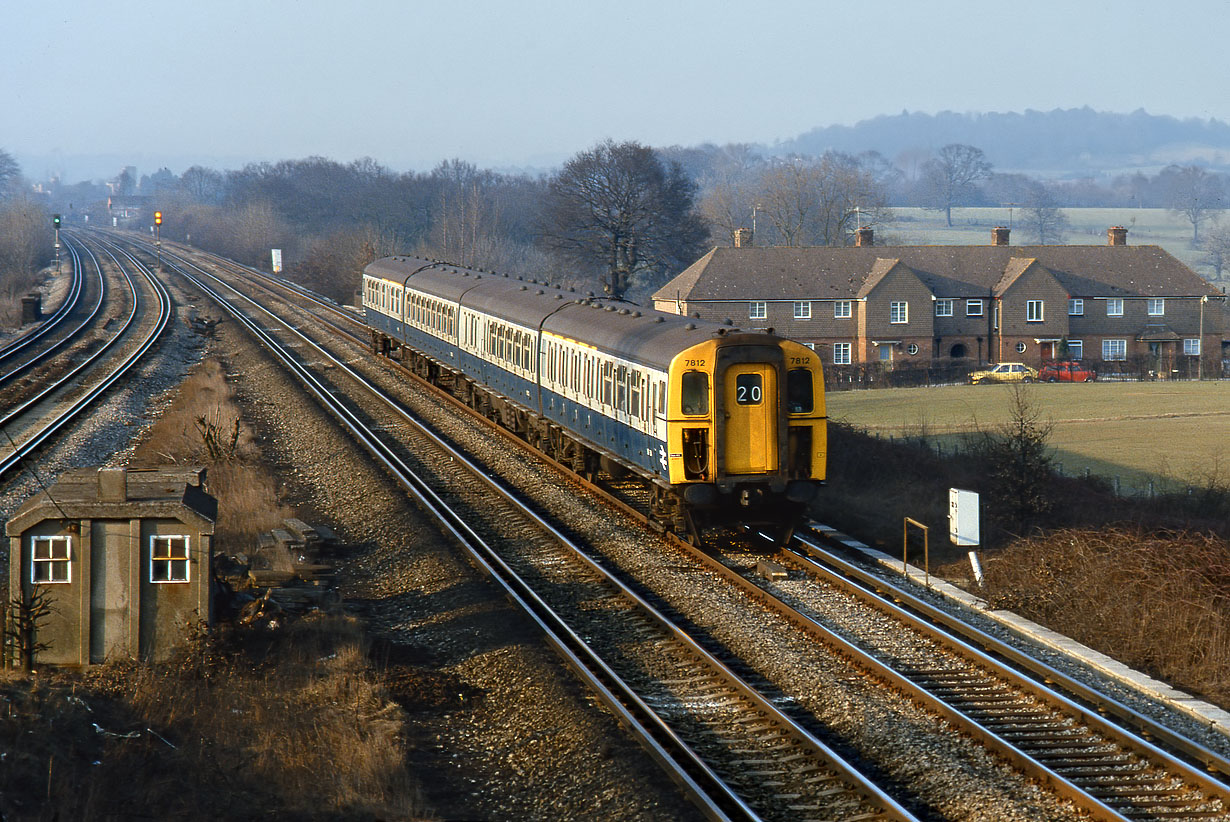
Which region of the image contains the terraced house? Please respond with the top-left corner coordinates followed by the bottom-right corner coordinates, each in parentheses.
top-left (652, 227), bottom-right (1225, 377)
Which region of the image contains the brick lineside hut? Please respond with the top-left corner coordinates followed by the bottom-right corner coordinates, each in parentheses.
top-left (5, 467), bottom-right (216, 667)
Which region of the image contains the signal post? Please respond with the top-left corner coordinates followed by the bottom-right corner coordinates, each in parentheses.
top-left (154, 210), bottom-right (163, 270)
top-left (53, 213), bottom-right (61, 273)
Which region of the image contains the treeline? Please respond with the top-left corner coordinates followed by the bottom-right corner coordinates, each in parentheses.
top-left (32, 137), bottom-right (1230, 308)
top-left (0, 148), bottom-right (55, 326)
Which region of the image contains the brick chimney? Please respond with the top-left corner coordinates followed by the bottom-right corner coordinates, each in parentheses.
top-left (991, 226), bottom-right (1010, 246)
top-left (733, 228), bottom-right (753, 248)
top-left (855, 227), bottom-right (874, 246)
top-left (1108, 226), bottom-right (1128, 246)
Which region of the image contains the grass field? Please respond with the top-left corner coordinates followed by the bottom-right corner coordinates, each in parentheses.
top-left (826, 381), bottom-right (1230, 493)
top-left (886, 207), bottom-right (1223, 281)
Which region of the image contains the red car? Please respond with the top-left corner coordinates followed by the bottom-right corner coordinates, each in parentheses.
top-left (1039, 360), bottom-right (1096, 382)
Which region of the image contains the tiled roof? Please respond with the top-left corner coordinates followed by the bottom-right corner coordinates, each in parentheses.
top-left (654, 245), bottom-right (1221, 302)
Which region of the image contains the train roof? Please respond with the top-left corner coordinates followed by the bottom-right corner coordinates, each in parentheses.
top-left (365, 256), bottom-right (771, 367)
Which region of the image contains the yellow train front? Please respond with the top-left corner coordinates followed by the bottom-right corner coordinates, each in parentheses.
top-left (665, 332), bottom-right (826, 539)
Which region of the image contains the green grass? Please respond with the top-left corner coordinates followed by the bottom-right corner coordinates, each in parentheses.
top-left (886, 207), bottom-right (1219, 278)
top-left (826, 381), bottom-right (1230, 493)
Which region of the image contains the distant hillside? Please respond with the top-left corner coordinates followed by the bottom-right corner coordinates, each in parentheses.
top-left (775, 108), bottom-right (1230, 179)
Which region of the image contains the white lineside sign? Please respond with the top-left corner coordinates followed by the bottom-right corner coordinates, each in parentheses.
top-left (271, 248), bottom-right (283, 274)
top-left (949, 487), bottom-right (983, 585)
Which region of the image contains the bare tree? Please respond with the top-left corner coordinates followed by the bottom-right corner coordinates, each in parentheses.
top-left (0, 148), bottom-right (21, 199)
top-left (1161, 164), bottom-right (1224, 244)
top-left (919, 143), bottom-right (992, 227)
top-left (539, 140), bottom-right (708, 299)
top-left (179, 166), bottom-right (225, 204)
top-left (751, 152), bottom-right (889, 247)
top-left (1200, 219), bottom-right (1230, 284)
top-left (1019, 183), bottom-right (1070, 244)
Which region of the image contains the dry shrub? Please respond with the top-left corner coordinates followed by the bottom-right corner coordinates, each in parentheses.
top-left (1, 616), bottom-right (426, 821)
top-left (130, 357), bottom-right (294, 550)
top-left (981, 528), bottom-right (1230, 708)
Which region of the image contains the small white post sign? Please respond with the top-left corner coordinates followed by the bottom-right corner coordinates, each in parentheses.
top-left (949, 488), bottom-right (983, 585)
top-left (949, 488), bottom-right (980, 546)
top-left (271, 248), bottom-right (283, 274)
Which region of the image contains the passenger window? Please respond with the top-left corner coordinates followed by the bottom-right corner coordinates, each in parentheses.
top-left (602, 362), bottom-right (614, 406)
top-left (681, 371), bottom-right (709, 415)
top-left (735, 374), bottom-right (763, 405)
top-left (787, 368), bottom-right (814, 414)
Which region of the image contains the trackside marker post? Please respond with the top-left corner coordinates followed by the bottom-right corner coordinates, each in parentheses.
top-left (949, 488), bottom-right (982, 586)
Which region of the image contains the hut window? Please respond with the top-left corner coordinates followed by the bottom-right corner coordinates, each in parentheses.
top-left (31, 535), bottom-right (71, 583)
top-left (151, 535), bottom-right (191, 583)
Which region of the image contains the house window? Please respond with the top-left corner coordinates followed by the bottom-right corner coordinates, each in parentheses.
top-left (1068, 298), bottom-right (1084, 316)
top-left (31, 536), bottom-right (71, 584)
top-left (935, 299), bottom-right (954, 317)
top-left (889, 301), bottom-right (908, 324)
top-left (1184, 338), bottom-right (1201, 356)
top-left (1107, 298), bottom-right (1123, 316)
top-left (833, 300), bottom-right (852, 319)
top-left (1102, 339), bottom-right (1127, 361)
top-left (748, 301), bottom-right (766, 320)
top-left (833, 342), bottom-right (852, 365)
top-left (1148, 298), bottom-right (1165, 316)
top-left (907, 343), bottom-right (919, 355)
top-left (1015, 342), bottom-right (1027, 353)
top-left (1026, 300), bottom-right (1044, 322)
top-left (151, 535), bottom-right (191, 583)
top-left (793, 300), bottom-right (811, 320)
top-left (1067, 340), bottom-right (1083, 360)
top-left (966, 299), bottom-right (984, 316)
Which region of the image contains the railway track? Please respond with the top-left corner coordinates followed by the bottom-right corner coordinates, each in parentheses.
top-left (97, 233), bottom-right (1230, 820)
top-left (0, 234), bottom-right (98, 390)
top-left (147, 238), bottom-right (916, 821)
top-left (0, 234), bottom-right (171, 482)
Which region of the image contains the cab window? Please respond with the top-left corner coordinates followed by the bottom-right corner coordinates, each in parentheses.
top-left (787, 368), bottom-right (813, 414)
top-left (681, 371), bottom-right (709, 415)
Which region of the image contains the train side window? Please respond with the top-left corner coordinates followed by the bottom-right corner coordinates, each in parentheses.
top-left (601, 361), bottom-right (614, 406)
top-left (681, 371), bottom-right (709, 415)
top-left (630, 370), bottom-right (641, 419)
top-left (787, 368), bottom-right (814, 414)
top-left (657, 380), bottom-right (666, 415)
top-left (615, 366), bottom-right (628, 412)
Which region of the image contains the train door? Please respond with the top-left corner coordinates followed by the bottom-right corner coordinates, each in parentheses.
top-left (723, 363), bottom-right (777, 474)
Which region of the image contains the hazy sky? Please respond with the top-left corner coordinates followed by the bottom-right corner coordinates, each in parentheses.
top-left (6, 0), bottom-right (1230, 181)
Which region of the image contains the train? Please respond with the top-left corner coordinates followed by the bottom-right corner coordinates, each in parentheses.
top-left (362, 255), bottom-right (827, 542)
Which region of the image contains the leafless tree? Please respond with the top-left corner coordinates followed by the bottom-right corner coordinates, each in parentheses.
top-left (1019, 183), bottom-right (1070, 244)
top-left (751, 152), bottom-right (889, 247)
top-left (1200, 219), bottom-right (1230, 284)
top-left (179, 166), bottom-right (225, 204)
top-left (539, 140), bottom-right (708, 299)
top-left (919, 144), bottom-right (992, 227)
top-left (1161, 164), bottom-right (1224, 244)
top-left (0, 148), bottom-right (21, 199)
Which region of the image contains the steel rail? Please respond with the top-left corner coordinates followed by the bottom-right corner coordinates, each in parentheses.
top-left (0, 237), bottom-right (170, 480)
top-left (0, 234), bottom-right (102, 388)
top-left (161, 245), bottom-right (919, 822)
top-left (767, 530), bottom-right (1230, 820)
top-left (0, 233), bottom-right (85, 360)
top-left (795, 527), bottom-right (1230, 780)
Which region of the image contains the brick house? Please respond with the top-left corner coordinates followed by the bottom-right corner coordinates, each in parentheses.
top-left (652, 227), bottom-right (1226, 376)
